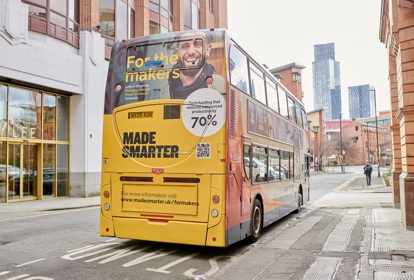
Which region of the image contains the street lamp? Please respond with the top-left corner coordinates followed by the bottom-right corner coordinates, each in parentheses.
top-left (368, 88), bottom-right (380, 177)
top-left (339, 113), bottom-right (345, 173)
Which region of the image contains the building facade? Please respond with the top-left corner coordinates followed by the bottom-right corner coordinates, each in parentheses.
top-left (348, 84), bottom-right (375, 118)
top-left (0, 0), bottom-right (227, 203)
top-left (307, 109), bottom-right (326, 170)
top-left (312, 43), bottom-right (342, 120)
top-left (340, 118), bottom-right (391, 165)
top-left (380, 0), bottom-right (414, 230)
top-left (269, 62), bottom-right (306, 103)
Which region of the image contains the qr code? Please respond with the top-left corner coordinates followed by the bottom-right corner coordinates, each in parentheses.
top-left (196, 143), bottom-right (211, 158)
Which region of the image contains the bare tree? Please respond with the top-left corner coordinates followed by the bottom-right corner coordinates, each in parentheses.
top-left (328, 133), bottom-right (359, 164)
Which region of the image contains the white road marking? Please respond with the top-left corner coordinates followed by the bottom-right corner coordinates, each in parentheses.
top-left (15, 259), bottom-right (46, 267)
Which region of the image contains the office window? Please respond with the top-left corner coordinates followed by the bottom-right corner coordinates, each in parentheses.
top-left (184, 0), bottom-right (199, 30)
top-left (149, 0), bottom-right (172, 34)
top-left (23, 0), bottom-right (80, 47)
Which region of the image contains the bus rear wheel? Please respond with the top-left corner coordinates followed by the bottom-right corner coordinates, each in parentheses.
top-left (293, 192), bottom-right (302, 214)
top-left (250, 199), bottom-right (262, 242)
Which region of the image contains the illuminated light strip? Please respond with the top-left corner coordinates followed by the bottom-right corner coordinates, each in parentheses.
top-left (141, 214), bottom-right (174, 219)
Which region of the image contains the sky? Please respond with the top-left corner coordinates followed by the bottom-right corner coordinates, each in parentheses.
top-left (227, 0), bottom-right (390, 118)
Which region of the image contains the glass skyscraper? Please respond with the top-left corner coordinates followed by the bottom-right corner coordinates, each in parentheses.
top-left (348, 85), bottom-right (375, 118)
top-left (312, 43), bottom-right (342, 120)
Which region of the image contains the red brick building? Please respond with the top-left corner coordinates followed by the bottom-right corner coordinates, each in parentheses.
top-left (380, 0), bottom-right (414, 229)
top-left (269, 63), bottom-right (306, 103)
top-left (340, 118), bottom-right (391, 165)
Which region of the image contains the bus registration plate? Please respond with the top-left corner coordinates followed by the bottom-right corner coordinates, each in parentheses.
top-left (128, 111), bottom-right (153, 119)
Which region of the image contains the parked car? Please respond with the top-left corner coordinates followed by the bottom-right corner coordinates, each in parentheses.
top-left (271, 164), bottom-right (288, 179)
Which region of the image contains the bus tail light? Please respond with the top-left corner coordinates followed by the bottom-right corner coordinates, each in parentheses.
top-left (205, 76), bottom-right (213, 85)
top-left (103, 191), bottom-right (110, 198)
top-left (212, 195), bottom-right (220, 204)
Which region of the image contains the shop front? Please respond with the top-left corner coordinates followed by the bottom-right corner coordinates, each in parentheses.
top-left (0, 83), bottom-right (70, 203)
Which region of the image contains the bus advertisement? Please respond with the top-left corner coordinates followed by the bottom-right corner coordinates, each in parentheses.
top-left (100, 28), bottom-right (310, 247)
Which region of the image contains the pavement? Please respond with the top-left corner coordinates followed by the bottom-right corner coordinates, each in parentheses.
top-left (214, 170), bottom-right (414, 279)
top-left (1, 170), bottom-right (413, 279)
top-left (0, 196), bottom-right (100, 214)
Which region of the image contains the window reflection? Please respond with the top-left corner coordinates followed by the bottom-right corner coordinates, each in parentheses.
top-left (43, 94), bottom-right (56, 140)
top-left (9, 87), bottom-right (41, 139)
top-left (229, 46), bottom-right (250, 94)
top-left (184, 0), bottom-right (199, 30)
top-left (0, 84), bottom-right (70, 203)
top-left (57, 96), bottom-right (69, 141)
top-left (250, 63), bottom-right (266, 104)
top-left (57, 144), bottom-right (69, 196)
top-left (50, 0), bottom-right (67, 15)
top-left (149, 0), bottom-right (172, 35)
top-left (279, 88), bottom-right (288, 118)
top-left (43, 144), bottom-right (56, 197)
top-left (99, 0), bottom-right (115, 39)
top-left (0, 85), bottom-right (7, 137)
top-left (0, 142), bottom-right (6, 203)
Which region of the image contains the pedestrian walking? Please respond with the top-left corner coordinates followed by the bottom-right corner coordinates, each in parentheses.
top-left (363, 161), bottom-right (373, 186)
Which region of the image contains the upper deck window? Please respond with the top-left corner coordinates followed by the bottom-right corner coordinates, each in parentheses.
top-left (229, 45), bottom-right (250, 94)
top-left (104, 30), bottom-right (225, 112)
top-left (278, 88), bottom-right (288, 119)
top-left (287, 97), bottom-right (296, 123)
top-left (249, 63), bottom-right (266, 104)
top-left (266, 78), bottom-right (279, 113)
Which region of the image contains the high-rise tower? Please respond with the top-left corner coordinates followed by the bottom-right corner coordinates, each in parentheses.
top-left (312, 43), bottom-right (342, 120)
top-left (348, 85), bottom-right (375, 118)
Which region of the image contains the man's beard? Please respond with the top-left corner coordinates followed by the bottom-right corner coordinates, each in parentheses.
top-left (178, 59), bottom-right (203, 77)
top-left (180, 68), bottom-right (201, 77)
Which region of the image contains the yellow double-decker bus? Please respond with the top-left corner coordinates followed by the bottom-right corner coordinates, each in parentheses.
top-left (100, 28), bottom-right (310, 247)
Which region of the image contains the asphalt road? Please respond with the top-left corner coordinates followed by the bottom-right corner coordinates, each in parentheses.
top-left (0, 165), bottom-right (392, 280)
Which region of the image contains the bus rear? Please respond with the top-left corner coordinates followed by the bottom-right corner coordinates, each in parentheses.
top-left (100, 29), bottom-right (230, 246)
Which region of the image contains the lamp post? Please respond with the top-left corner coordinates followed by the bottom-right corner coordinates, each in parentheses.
top-left (368, 88), bottom-right (380, 177)
top-left (340, 113), bottom-right (345, 173)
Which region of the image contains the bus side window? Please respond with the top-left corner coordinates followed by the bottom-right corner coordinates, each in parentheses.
top-left (278, 87), bottom-right (289, 118)
top-left (230, 45), bottom-right (250, 94)
top-left (243, 144), bottom-right (251, 180)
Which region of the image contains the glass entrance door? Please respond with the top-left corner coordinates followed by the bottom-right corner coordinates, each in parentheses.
top-left (8, 143), bottom-right (38, 201)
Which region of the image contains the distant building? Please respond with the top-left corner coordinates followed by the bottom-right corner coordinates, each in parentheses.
top-left (331, 119), bottom-right (387, 165)
top-left (307, 108), bottom-right (327, 169)
top-left (269, 62), bottom-right (306, 103)
top-left (312, 43), bottom-right (342, 120)
top-left (348, 85), bottom-right (375, 118)
top-left (324, 114), bottom-right (391, 165)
